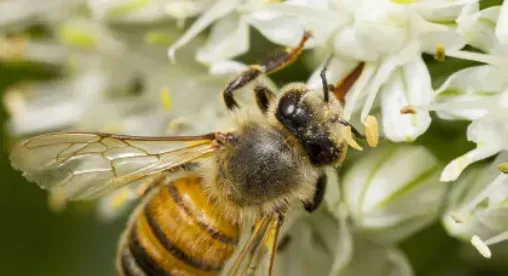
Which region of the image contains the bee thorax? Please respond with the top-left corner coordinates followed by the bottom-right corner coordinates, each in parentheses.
top-left (214, 125), bottom-right (315, 209)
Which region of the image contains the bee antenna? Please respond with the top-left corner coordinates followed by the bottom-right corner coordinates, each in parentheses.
top-left (320, 54), bottom-right (333, 102)
top-left (337, 117), bottom-right (365, 139)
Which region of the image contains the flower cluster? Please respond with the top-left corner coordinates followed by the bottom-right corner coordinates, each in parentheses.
top-left (2, 0), bottom-right (508, 275)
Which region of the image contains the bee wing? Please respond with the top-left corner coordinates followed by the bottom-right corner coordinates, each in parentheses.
top-left (10, 132), bottom-right (216, 201)
top-left (226, 214), bottom-right (285, 276)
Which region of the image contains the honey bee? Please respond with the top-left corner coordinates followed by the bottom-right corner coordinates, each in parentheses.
top-left (9, 31), bottom-right (367, 276)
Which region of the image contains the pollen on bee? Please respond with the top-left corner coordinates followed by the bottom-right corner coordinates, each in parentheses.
top-left (497, 163), bottom-right (508, 174)
top-left (400, 105), bottom-right (417, 114)
top-left (342, 126), bottom-right (363, 151)
top-left (434, 43), bottom-right (446, 62)
top-left (160, 86), bottom-right (173, 111)
top-left (471, 235), bottom-right (492, 259)
top-left (365, 115), bottom-right (379, 147)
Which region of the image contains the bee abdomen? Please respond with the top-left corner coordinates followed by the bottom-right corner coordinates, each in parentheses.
top-left (117, 177), bottom-right (239, 276)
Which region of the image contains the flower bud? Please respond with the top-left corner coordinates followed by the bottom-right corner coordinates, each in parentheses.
top-left (443, 152), bottom-right (508, 258)
top-left (342, 143), bottom-right (446, 244)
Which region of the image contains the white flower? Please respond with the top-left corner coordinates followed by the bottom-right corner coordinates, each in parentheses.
top-left (167, 0), bottom-right (308, 66)
top-left (495, 0), bottom-right (508, 45)
top-left (341, 143), bottom-right (446, 244)
top-left (426, 5), bottom-right (508, 182)
top-left (267, 0), bottom-right (475, 142)
top-left (3, 16), bottom-right (233, 139)
top-left (87, 0), bottom-right (172, 22)
top-left (274, 206), bottom-right (414, 276)
top-left (443, 152), bottom-right (508, 258)
top-left (0, 0), bottom-right (83, 31)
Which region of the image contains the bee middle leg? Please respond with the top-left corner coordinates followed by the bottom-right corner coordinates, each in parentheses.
top-left (223, 31), bottom-right (312, 110)
top-left (304, 174), bottom-right (327, 213)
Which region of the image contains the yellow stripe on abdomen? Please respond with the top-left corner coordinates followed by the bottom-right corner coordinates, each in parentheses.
top-left (119, 177), bottom-right (239, 276)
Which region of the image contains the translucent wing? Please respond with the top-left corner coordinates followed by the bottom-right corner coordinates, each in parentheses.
top-left (10, 132), bottom-right (216, 200)
top-left (226, 214), bottom-right (285, 276)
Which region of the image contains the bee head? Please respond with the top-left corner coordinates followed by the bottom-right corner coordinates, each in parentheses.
top-left (275, 84), bottom-right (347, 166)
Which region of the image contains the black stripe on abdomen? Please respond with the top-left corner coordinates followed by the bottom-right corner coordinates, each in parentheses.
top-left (127, 228), bottom-right (170, 276)
top-left (143, 205), bottom-right (223, 272)
top-left (167, 185), bottom-right (238, 245)
top-left (119, 244), bottom-right (146, 276)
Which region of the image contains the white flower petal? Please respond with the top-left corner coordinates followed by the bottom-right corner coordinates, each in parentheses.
top-left (343, 144), bottom-right (444, 244)
top-left (246, 9), bottom-right (311, 47)
top-left (381, 56), bottom-right (432, 142)
top-left (433, 65), bottom-right (508, 120)
top-left (265, 3), bottom-right (346, 45)
top-left (196, 13), bottom-right (249, 65)
top-left (339, 235), bottom-right (414, 276)
top-left (457, 6), bottom-right (508, 55)
top-left (441, 118), bottom-right (508, 182)
top-left (496, 1), bottom-right (508, 44)
top-left (328, 204), bottom-right (353, 276)
top-left (168, 0), bottom-right (238, 61)
top-left (165, 0), bottom-right (212, 20)
top-left (420, 28), bottom-right (466, 54)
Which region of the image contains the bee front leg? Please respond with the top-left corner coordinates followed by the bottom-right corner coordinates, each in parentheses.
top-left (304, 174), bottom-right (327, 213)
top-left (222, 31), bottom-right (312, 110)
top-left (254, 85), bottom-right (275, 114)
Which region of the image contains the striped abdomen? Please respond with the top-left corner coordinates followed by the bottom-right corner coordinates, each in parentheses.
top-left (117, 177), bottom-right (240, 276)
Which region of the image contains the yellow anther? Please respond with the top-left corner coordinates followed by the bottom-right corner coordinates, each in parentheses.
top-left (342, 126), bottom-right (363, 151)
top-left (160, 86), bottom-right (173, 111)
top-left (365, 115), bottom-right (379, 147)
top-left (400, 105), bottom-right (416, 114)
top-left (498, 163), bottom-right (508, 174)
top-left (110, 189), bottom-right (130, 209)
top-left (48, 188), bottom-right (68, 213)
top-left (435, 43), bottom-right (446, 62)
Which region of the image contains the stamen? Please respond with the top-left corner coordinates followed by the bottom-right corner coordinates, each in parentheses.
top-left (400, 105), bottom-right (417, 114)
top-left (342, 126), bottom-right (363, 151)
top-left (434, 43), bottom-right (445, 62)
top-left (445, 49), bottom-right (508, 67)
top-left (160, 86), bottom-right (173, 111)
top-left (483, 231), bottom-right (508, 247)
top-left (360, 58), bottom-right (398, 122)
top-left (498, 163), bottom-right (508, 174)
top-left (343, 63), bottom-right (376, 120)
top-left (365, 115), bottom-right (379, 147)
top-left (471, 235), bottom-right (492, 258)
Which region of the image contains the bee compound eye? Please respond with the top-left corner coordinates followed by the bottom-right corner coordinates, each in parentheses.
top-left (279, 96), bottom-right (297, 116)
